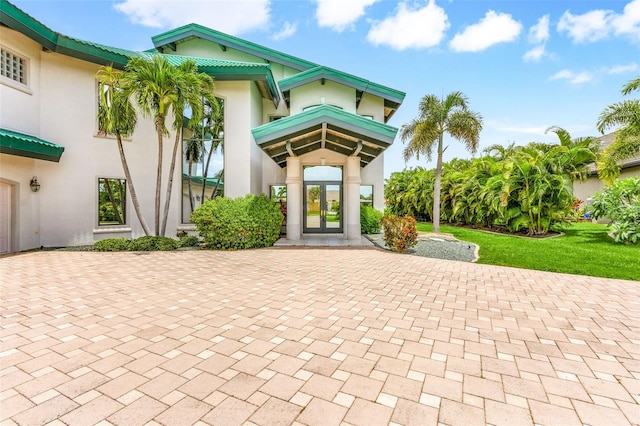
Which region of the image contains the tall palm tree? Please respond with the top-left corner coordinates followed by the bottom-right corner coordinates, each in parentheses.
top-left (400, 91), bottom-right (483, 233)
top-left (122, 55), bottom-right (180, 236)
top-left (198, 98), bottom-right (223, 203)
top-left (160, 61), bottom-right (215, 236)
top-left (597, 75), bottom-right (640, 183)
top-left (96, 66), bottom-right (151, 235)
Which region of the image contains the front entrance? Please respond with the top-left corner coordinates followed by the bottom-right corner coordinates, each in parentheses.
top-left (304, 182), bottom-right (342, 233)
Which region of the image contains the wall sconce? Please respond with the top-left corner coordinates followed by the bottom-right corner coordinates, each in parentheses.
top-left (30, 176), bottom-right (40, 192)
top-left (195, 194), bottom-right (201, 202)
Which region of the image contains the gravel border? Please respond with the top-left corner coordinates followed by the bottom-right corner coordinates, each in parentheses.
top-left (366, 232), bottom-right (479, 262)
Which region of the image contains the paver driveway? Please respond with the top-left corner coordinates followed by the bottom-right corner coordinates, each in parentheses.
top-left (1, 249), bottom-right (638, 425)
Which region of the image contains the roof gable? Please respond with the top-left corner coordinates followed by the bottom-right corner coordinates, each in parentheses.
top-left (152, 23), bottom-right (318, 71)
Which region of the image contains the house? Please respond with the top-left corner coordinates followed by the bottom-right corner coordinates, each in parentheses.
top-left (0, 0), bottom-right (405, 253)
top-left (573, 132), bottom-right (640, 206)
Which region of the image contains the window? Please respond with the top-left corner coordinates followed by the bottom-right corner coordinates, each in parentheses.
top-left (360, 115), bottom-right (374, 120)
top-left (182, 97), bottom-right (224, 223)
top-left (1, 48), bottom-right (27, 86)
top-left (98, 178), bottom-right (126, 226)
top-left (270, 185), bottom-right (287, 203)
top-left (269, 115), bottom-right (285, 122)
top-left (360, 185), bottom-right (373, 207)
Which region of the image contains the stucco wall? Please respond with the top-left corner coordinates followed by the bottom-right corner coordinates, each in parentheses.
top-left (289, 81), bottom-right (356, 114)
top-left (356, 93), bottom-right (385, 122)
top-left (574, 166), bottom-right (640, 202)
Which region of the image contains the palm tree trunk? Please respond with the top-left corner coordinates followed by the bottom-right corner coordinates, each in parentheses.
top-left (433, 135), bottom-right (444, 233)
top-left (155, 117), bottom-right (164, 236)
top-left (188, 160), bottom-right (195, 213)
top-left (210, 168), bottom-right (223, 199)
top-left (160, 128), bottom-right (181, 236)
top-left (201, 141), bottom-right (215, 203)
top-left (104, 178), bottom-right (123, 224)
top-left (116, 135), bottom-right (151, 235)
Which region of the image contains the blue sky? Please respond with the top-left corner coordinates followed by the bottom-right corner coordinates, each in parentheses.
top-left (11, 0), bottom-right (639, 176)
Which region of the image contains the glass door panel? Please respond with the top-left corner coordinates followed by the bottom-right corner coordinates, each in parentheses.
top-left (325, 184), bottom-right (341, 230)
top-left (305, 184), bottom-right (321, 231)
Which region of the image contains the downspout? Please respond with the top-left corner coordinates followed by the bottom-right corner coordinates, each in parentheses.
top-left (352, 140), bottom-right (362, 157)
top-left (286, 140), bottom-right (296, 157)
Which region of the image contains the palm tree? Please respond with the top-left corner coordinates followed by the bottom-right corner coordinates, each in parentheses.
top-left (184, 137), bottom-right (204, 213)
top-left (198, 98), bottom-right (223, 202)
top-left (597, 75), bottom-right (640, 183)
top-left (160, 61), bottom-right (215, 236)
top-left (96, 66), bottom-right (151, 235)
top-left (544, 126), bottom-right (598, 182)
top-left (400, 91), bottom-right (483, 233)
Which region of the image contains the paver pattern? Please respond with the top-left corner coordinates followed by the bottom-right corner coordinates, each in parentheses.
top-left (1, 249), bottom-right (639, 425)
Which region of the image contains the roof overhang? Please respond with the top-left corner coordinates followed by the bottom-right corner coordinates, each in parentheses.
top-left (0, 128), bottom-right (65, 162)
top-left (278, 66), bottom-right (405, 123)
top-left (151, 23), bottom-right (318, 71)
top-left (252, 105), bottom-right (397, 168)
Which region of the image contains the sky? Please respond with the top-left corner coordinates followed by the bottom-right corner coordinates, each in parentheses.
top-left (10, 0), bottom-right (640, 177)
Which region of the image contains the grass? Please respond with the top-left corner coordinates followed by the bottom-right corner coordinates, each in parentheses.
top-left (415, 222), bottom-right (640, 281)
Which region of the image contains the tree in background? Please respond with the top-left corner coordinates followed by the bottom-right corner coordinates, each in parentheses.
top-left (597, 76), bottom-right (640, 183)
top-left (400, 92), bottom-right (483, 233)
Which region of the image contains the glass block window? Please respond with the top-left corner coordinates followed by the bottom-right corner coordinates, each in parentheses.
top-left (1, 49), bottom-right (26, 84)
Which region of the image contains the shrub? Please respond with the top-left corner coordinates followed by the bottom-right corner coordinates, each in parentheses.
top-left (94, 238), bottom-right (131, 252)
top-left (130, 236), bottom-right (178, 251)
top-left (591, 177), bottom-right (640, 244)
top-left (381, 215), bottom-right (418, 253)
top-left (191, 194), bottom-right (283, 250)
top-left (361, 205), bottom-right (383, 234)
top-left (179, 235), bottom-right (200, 248)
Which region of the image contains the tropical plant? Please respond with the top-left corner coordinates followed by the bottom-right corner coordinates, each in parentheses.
top-left (590, 177), bottom-right (640, 244)
top-left (360, 205), bottom-right (383, 234)
top-left (160, 61), bottom-right (215, 236)
top-left (191, 194), bottom-right (283, 250)
top-left (596, 75), bottom-right (640, 183)
top-left (380, 215), bottom-right (418, 253)
top-left (121, 55), bottom-right (214, 236)
top-left (96, 66), bottom-right (151, 235)
top-left (400, 91), bottom-right (483, 233)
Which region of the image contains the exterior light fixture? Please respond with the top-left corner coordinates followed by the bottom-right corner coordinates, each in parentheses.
top-left (30, 176), bottom-right (40, 192)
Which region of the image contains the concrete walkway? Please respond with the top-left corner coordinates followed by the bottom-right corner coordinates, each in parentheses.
top-left (1, 249), bottom-right (638, 425)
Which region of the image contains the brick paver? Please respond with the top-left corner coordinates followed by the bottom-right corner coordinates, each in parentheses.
top-left (1, 249), bottom-right (638, 425)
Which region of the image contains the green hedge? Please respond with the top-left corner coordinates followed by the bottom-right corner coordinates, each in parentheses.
top-left (190, 194), bottom-right (283, 250)
top-left (93, 236), bottom-right (178, 252)
top-left (361, 205), bottom-right (383, 234)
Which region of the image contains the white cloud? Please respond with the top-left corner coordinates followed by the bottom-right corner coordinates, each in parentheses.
top-left (315, 0), bottom-right (378, 32)
top-left (523, 45), bottom-right (546, 62)
top-left (449, 10), bottom-right (522, 52)
top-left (550, 69), bottom-right (593, 85)
top-left (271, 21), bottom-right (297, 41)
top-left (528, 15), bottom-right (550, 44)
top-left (612, 0), bottom-right (640, 41)
top-left (366, 0), bottom-right (449, 50)
top-left (113, 0), bottom-right (270, 35)
top-left (606, 62), bottom-right (639, 74)
top-left (523, 15), bottom-right (550, 62)
top-left (558, 0), bottom-right (640, 43)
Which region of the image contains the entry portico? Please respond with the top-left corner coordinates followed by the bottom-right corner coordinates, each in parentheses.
top-left (252, 105), bottom-right (398, 240)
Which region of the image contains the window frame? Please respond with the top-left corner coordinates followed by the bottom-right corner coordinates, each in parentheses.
top-left (360, 185), bottom-right (374, 208)
top-left (97, 177), bottom-right (128, 227)
top-left (0, 46), bottom-right (31, 94)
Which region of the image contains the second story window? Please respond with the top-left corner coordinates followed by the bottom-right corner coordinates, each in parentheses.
top-left (1, 48), bottom-right (26, 85)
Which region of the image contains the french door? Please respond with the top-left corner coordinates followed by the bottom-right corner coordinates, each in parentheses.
top-left (303, 182), bottom-right (342, 233)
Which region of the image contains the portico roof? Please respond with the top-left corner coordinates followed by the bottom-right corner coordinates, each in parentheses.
top-left (0, 128), bottom-right (65, 162)
top-left (252, 105), bottom-right (397, 168)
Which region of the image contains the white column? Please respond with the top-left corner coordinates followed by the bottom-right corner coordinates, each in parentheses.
top-left (285, 156), bottom-right (301, 240)
top-left (346, 156), bottom-right (361, 240)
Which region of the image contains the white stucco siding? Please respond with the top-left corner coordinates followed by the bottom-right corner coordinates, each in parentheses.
top-left (0, 156), bottom-right (41, 251)
top-left (360, 154), bottom-right (386, 212)
top-left (216, 81), bottom-right (253, 197)
top-left (574, 166), bottom-right (640, 203)
top-left (356, 93), bottom-right (385, 122)
top-left (249, 82), bottom-right (263, 195)
top-left (289, 81), bottom-right (356, 114)
top-left (0, 27), bottom-right (42, 136)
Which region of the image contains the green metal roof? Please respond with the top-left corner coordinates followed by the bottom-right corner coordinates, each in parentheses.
top-left (252, 105), bottom-right (397, 168)
top-left (181, 174), bottom-right (224, 187)
top-left (152, 23), bottom-right (318, 71)
top-left (0, 0), bottom-right (279, 103)
top-left (279, 66), bottom-right (405, 106)
top-left (0, 128), bottom-right (65, 162)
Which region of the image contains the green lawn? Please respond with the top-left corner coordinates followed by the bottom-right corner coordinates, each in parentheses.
top-left (415, 222), bottom-right (640, 281)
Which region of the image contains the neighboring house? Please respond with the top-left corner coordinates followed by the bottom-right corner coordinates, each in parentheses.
top-left (573, 132), bottom-right (640, 205)
top-left (0, 0), bottom-right (405, 253)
